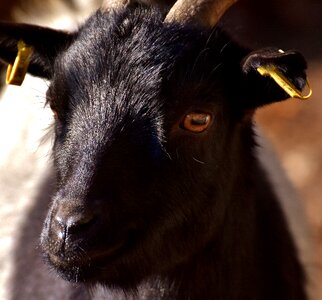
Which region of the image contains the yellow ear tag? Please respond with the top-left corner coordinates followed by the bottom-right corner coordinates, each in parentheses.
top-left (257, 64), bottom-right (312, 100)
top-left (6, 40), bottom-right (33, 86)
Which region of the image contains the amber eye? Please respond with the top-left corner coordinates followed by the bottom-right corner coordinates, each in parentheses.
top-left (181, 112), bottom-right (212, 133)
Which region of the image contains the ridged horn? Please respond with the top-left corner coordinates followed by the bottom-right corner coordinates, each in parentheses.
top-left (101, 0), bottom-right (130, 12)
top-left (164, 0), bottom-right (238, 27)
top-left (101, 0), bottom-right (172, 11)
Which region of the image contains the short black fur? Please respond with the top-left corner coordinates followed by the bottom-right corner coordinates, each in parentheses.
top-left (0, 3), bottom-right (309, 300)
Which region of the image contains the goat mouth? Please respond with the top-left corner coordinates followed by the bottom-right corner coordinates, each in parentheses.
top-left (47, 239), bottom-right (123, 265)
top-left (44, 237), bottom-right (133, 282)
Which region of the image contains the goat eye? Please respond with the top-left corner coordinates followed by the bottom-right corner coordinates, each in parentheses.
top-left (181, 112), bottom-right (212, 133)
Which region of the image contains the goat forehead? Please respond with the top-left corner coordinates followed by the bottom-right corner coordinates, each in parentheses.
top-left (54, 8), bottom-right (226, 142)
top-left (61, 9), bottom-right (168, 78)
top-left (56, 11), bottom-right (175, 115)
top-left (58, 7), bottom-right (209, 93)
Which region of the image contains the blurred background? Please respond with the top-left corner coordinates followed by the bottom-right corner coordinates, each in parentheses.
top-left (0, 0), bottom-right (321, 299)
top-left (224, 1), bottom-right (322, 298)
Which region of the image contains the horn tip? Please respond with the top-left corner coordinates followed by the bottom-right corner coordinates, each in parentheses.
top-left (101, 0), bottom-right (131, 12)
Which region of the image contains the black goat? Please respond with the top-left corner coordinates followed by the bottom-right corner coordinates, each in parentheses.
top-left (0, 0), bottom-right (311, 299)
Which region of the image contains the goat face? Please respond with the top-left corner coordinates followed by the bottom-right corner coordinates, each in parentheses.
top-left (41, 9), bottom-right (235, 285)
top-left (0, 4), bottom-right (307, 289)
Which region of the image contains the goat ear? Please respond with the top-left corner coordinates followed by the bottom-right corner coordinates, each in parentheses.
top-left (0, 22), bottom-right (73, 79)
top-left (238, 48), bottom-right (308, 109)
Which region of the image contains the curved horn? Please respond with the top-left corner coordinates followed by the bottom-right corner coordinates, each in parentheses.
top-left (101, 0), bottom-right (172, 11)
top-left (101, 0), bottom-right (130, 12)
top-left (164, 0), bottom-right (238, 27)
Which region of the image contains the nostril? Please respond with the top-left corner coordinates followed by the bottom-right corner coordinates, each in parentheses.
top-left (67, 213), bottom-right (97, 234)
top-left (54, 211), bottom-right (97, 237)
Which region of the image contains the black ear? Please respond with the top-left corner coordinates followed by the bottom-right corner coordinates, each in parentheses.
top-left (0, 22), bottom-right (74, 79)
top-left (238, 48), bottom-right (308, 109)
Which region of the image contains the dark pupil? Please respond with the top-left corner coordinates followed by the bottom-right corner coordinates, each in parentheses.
top-left (190, 115), bottom-right (208, 126)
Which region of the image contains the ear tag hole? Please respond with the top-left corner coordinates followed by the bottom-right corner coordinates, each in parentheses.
top-left (257, 65), bottom-right (312, 100)
top-left (6, 40), bottom-right (33, 86)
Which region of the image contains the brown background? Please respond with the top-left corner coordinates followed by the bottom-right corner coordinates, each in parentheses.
top-left (224, 0), bottom-right (322, 298)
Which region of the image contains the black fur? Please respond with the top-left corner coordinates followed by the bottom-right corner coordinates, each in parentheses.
top-left (0, 4), bottom-right (308, 299)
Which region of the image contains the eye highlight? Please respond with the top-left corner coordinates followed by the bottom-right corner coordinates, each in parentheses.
top-left (181, 112), bottom-right (212, 133)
